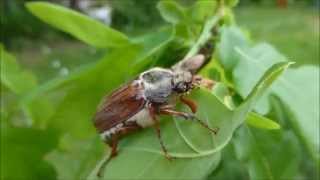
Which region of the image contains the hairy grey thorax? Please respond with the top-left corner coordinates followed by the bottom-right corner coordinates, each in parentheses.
top-left (140, 68), bottom-right (174, 103)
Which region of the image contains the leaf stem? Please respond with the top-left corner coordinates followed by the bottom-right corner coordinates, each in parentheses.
top-left (172, 2), bottom-right (224, 71)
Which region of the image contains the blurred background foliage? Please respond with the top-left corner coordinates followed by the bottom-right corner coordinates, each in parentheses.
top-left (1, 0), bottom-right (319, 180)
top-left (1, 0), bottom-right (318, 83)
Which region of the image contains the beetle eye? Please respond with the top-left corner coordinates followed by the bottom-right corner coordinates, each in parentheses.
top-left (174, 82), bottom-right (188, 92)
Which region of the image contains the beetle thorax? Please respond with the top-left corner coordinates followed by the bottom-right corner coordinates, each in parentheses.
top-left (140, 68), bottom-right (174, 103)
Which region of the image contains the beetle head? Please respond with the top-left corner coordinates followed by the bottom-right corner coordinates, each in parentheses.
top-left (172, 71), bottom-right (193, 93)
top-left (171, 54), bottom-right (207, 93)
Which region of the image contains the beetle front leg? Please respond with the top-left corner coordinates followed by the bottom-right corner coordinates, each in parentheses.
top-left (148, 104), bottom-right (172, 160)
top-left (159, 107), bottom-right (219, 134)
top-left (180, 96), bottom-right (197, 113)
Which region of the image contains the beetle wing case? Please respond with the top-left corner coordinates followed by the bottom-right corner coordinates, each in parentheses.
top-left (94, 81), bottom-right (146, 134)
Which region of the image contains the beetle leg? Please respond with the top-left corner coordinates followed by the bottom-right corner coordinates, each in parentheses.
top-left (97, 134), bottom-right (118, 177)
top-left (180, 96), bottom-right (197, 113)
top-left (159, 107), bottom-right (219, 134)
top-left (97, 124), bottom-right (141, 177)
top-left (148, 104), bottom-right (172, 160)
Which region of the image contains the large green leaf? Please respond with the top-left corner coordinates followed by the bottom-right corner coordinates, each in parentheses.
top-left (231, 95), bottom-right (313, 180)
top-left (210, 97), bottom-right (302, 180)
top-left (217, 26), bottom-right (319, 171)
top-left (0, 45), bottom-right (37, 95)
top-left (46, 135), bottom-right (104, 180)
top-left (207, 143), bottom-right (249, 180)
top-left (233, 125), bottom-right (302, 180)
top-left (157, 1), bottom-right (186, 24)
top-left (190, 0), bottom-right (217, 23)
top-left (246, 112), bottom-right (280, 130)
top-left (30, 47), bottom-right (140, 179)
top-left (0, 45), bottom-right (55, 127)
top-left (210, 82), bottom-right (281, 130)
top-left (157, 0), bottom-right (219, 47)
top-left (88, 62), bottom-right (291, 179)
top-left (47, 47), bottom-right (140, 139)
top-left (21, 27), bottom-right (173, 129)
top-left (269, 67), bottom-right (320, 162)
top-left (22, 28), bottom-right (173, 102)
top-left (130, 27), bottom-right (175, 72)
top-left (1, 122), bottom-right (58, 180)
top-left (26, 2), bottom-right (130, 48)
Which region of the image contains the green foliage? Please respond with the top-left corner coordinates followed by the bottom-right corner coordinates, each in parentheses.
top-left (110, 0), bottom-right (162, 34)
top-left (1, 122), bottom-right (58, 180)
top-left (235, 7), bottom-right (319, 66)
top-left (217, 26), bottom-right (319, 178)
top-left (91, 61), bottom-right (290, 178)
top-left (246, 112), bottom-right (280, 130)
top-left (26, 2), bottom-right (130, 48)
top-left (0, 0), bottom-right (55, 46)
top-left (157, 0), bottom-right (187, 24)
top-left (0, 44), bottom-right (37, 94)
top-left (1, 1), bottom-right (318, 180)
top-left (191, 0), bottom-right (217, 23)
top-left (233, 124), bottom-right (302, 179)
top-left (217, 26), bottom-right (319, 164)
top-left (46, 136), bottom-right (104, 180)
top-left (226, 0), bottom-right (239, 7)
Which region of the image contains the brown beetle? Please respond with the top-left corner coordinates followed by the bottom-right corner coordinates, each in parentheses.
top-left (93, 54), bottom-right (218, 176)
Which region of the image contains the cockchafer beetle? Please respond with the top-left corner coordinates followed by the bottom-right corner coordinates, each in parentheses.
top-left (93, 54), bottom-right (218, 176)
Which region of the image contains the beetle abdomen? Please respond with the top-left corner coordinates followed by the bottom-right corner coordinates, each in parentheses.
top-left (127, 108), bottom-right (153, 128)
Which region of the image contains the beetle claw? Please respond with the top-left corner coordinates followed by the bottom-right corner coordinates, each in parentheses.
top-left (164, 153), bottom-right (174, 161)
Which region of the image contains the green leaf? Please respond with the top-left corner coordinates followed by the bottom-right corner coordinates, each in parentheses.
top-left (157, 1), bottom-right (186, 24)
top-left (130, 27), bottom-right (174, 70)
top-left (90, 61), bottom-right (290, 179)
top-left (0, 45), bottom-right (37, 95)
top-left (270, 67), bottom-right (319, 163)
top-left (0, 45), bottom-right (57, 127)
top-left (184, 12), bottom-right (222, 59)
top-left (46, 135), bottom-right (104, 180)
top-left (1, 122), bottom-right (58, 180)
top-left (207, 143), bottom-right (249, 180)
top-left (22, 94), bottom-right (56, 128)
top-left (232, 94), bottom-right (315, 180)
top-left (47, 47), bottom-right (140, 139)
top-left (204, 82), bottom-right (280, 130)
top-left (217, 26), bottom-right (249, 79)
top-left (26, 2), bottom-right (129, 48)
top-left (89, 146), bottom-right (221, 180)
top-left (27, 47), bottom-right (140, 179)
top-left (211, 82), bottom-right (235, 109)
top-left (218, 26), bottom-right (319, 167)
top-left (246, 112), bottom-right (280, 130)
top-left (226, 0), bottom-right (239, 7)
top-left (191, 0), bottom-right (217, 23)
top-left (233, 125), bottom-right (302, 180)
top-left (23, 28), bottom-right (173, 104)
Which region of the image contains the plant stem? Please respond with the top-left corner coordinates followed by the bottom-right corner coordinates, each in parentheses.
top-left (172, 2), bottom-right (225, 71)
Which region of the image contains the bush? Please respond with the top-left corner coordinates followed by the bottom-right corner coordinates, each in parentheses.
top-left (1, 1), bottom-right (319, 179)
